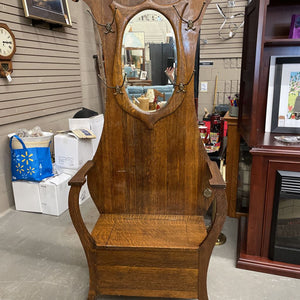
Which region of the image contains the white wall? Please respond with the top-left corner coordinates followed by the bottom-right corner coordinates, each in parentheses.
top-left (197, 0), bottom-right (247, 117)
top-left (198, 58), bottom-right (242, 117)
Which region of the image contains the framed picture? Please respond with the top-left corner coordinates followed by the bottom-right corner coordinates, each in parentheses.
top-left (266, 57), bottom-right (300, 133)
top-left (140, 70), bottom-right (147, 80)
top-left (22, 0), bottom-right (72, 27)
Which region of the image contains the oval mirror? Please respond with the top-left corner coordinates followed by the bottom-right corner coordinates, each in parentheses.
top-left (122, 9), bottom-right (176, 112)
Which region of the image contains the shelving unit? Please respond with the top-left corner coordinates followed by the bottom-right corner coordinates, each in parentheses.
top-left (237, 0), bottom-right (300, 278)
top-left (264, 39), bottom-right (300, 46)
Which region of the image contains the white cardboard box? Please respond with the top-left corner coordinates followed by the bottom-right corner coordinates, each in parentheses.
top-left (40, 173), bottom-right (71, 216)
top-left (11, 172), bottom-right (88, 215)
top-left (54, 133), bottom-right (93, 169)
top-left (12, 181), bottom-right (42, 213)
top-left (54, 165), bottom-right (91, 204)
top-left (69, 114), bottom-right (104, 155)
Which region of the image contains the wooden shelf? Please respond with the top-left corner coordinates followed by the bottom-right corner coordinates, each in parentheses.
top-left (256, 133), bottom-right (300, 150)
top-left (264, 38), bottom-right (300, 47)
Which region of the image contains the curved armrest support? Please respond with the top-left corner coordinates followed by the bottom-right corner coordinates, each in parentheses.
top-left (198, 188), bottom-right (227, 298)
top-left (207, 159), bottom-right (227, 236)
top-left (207, 159), bottom-right (226, 188)
top-left (68, 160), bottom-right (96, 249)
top-left (202, 188), bottom-right (227, 247)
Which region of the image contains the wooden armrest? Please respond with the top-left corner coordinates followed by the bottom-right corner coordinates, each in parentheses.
top-left (208, 160), bottom-right (226, 188)
top-left (68, 160), bottom-right (95, 186)
top-left (68, 160), bottom-right (96, 248)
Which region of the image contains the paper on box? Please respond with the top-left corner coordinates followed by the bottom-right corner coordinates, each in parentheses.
top-left (40, 173), bottom-right (71, 216)
top-left (54, 133), bottom-right (93, 169)
top-left (12, 181), bottom-right (42, 213)
top-left (69, 114), bottom-right (104, 155)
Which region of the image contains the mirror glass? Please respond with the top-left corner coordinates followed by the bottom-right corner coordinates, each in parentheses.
top-left (122, 9), bottom-right (176, 112)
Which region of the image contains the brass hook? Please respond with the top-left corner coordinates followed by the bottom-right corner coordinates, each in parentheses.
top-left (174, 70), bottom-right (195, 93)
top-left (98, 74), bottom-right (127, 95)
top-left (87, 7), bottom-right (117, 34)
top-left (173, 2), bottom-right (206, 31)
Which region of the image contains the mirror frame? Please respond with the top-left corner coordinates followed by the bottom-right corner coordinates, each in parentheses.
top-left (111, 0), bottom-right (187, 129)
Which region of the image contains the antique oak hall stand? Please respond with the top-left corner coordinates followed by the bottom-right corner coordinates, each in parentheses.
top-left (68, 0), bottom-right (227, 299)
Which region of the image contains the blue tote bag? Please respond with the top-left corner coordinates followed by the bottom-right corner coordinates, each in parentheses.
top-left (10, 135), bottom-right (53, 182)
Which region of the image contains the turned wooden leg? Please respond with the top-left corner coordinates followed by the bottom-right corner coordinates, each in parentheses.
top-left (197, 259), bottom-right (209, 300)
top-left (87, 270), bottom-right (97, 300)
top-left (87, 289), bottom-right (96, 300)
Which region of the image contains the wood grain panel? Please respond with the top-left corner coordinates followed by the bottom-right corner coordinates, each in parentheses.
top-left (97, 266), bottom-right (198, 296)
top-left (0, 0), bottom-right (82, 125)
top-left (92, 214), bottom-right (207, 249)
top-left (99, 288), bottom-right (197, 299)
top-left (96, 248), bottom-right (199, 268)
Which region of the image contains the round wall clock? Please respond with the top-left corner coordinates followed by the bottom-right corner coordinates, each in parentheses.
top-left (0, 23), bottom-right (16, 78)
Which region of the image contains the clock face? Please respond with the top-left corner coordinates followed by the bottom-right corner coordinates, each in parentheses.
top-left (0, 27), bottom-right (15, 57)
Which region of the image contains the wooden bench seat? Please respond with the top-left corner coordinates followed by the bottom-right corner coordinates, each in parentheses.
top-left (91, 214), bottom-right (207, 249)
top-left (89, 214), bottom-right (208, 299)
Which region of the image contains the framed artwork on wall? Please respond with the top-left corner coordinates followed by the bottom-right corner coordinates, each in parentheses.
top-left (140, 71), bottom-right (147, 80)
top-left (22, 0), bottom-right (72, 27)
top-left (265, 56), bottom-right (300, 134)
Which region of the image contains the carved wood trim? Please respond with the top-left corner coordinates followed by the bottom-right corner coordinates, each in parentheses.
top-left (111, 0), bottom-right (188, 128)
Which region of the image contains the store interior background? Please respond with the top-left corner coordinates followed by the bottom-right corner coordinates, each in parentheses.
top-left (0, 0), bottom-right (246, 214)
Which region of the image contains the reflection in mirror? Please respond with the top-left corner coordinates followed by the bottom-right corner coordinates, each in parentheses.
top-left (122, 10), bottom-right (176, 112)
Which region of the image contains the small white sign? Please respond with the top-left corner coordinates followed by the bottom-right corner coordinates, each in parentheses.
top-left (6, 73), bottom-right (12, 82)
top-left (200, 81), bottom-right (208, 92)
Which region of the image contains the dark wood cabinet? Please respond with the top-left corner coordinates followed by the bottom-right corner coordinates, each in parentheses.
top-left (224, 112), bottom-right (240, 218)
top-left (237, 0), bottom-right (300, 278)
top-left (239, 0), bottom-right (300, 147)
